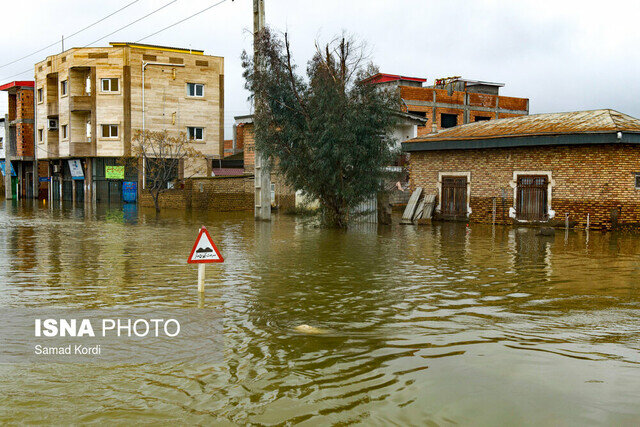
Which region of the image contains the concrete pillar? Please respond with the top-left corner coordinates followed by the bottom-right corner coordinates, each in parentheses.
top-left (84, 157), bottom-right (92, 204)
top-left (4, 115), bottom-right (11, 200)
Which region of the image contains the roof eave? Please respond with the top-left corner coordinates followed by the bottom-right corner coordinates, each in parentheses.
top-left (402, 132), bottom-right (640, 152)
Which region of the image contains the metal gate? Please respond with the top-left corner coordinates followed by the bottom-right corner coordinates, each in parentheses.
top-left (441, 176), bottom-right (467, 218)
top-left (516, 176), bottom-right (548, 221)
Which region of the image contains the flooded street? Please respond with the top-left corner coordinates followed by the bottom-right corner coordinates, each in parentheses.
top-left (1, 200), bottom-right (639, 425)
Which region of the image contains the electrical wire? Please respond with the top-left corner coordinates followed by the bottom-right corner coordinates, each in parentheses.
top-left (0, 0), bottom-right (142, 70)
top-left (135, 0), bottom-right (229, 43)
top-left (0, 0), bottom-right (179, 81)
top-left (84, 0), bottom-right (177, 47)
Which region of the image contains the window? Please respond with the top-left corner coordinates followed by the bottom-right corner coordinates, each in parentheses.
top-left (474, 116), bottom-right (491, 122)
top-left (635, 173), bottom-right (640, 189)
top-left (187, 126), bottom-right (204, 141)
top-left (61, 124), bottom-right (68, 139)
top-left (101, 78), bottom-right (119, 92)
top-left (516, 175), bottom-right (548, 221)
top-left (60, 80), bottom-right (67, 96)
top-left (440, 113), bottom-right (457, 128)
top-left (37, 88), bottom-right (43, 103)
top-left (187, 83), bottom-right (204, 97)
top-left (101, 124), bottom-right (118, 138)
top-left (38, 129), bottom-right (43, 142)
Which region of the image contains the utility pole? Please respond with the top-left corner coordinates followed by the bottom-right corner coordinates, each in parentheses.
top-left (253, 0), bottom-right (271, 221)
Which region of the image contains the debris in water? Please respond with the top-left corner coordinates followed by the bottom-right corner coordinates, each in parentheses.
top-left (294, 324), bottom-right (327, 334)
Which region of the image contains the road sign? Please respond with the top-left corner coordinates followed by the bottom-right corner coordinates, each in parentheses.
top-left (187, 226), bottom-right (224, 264)
top-left (68, 159), bottom-right (84, 180)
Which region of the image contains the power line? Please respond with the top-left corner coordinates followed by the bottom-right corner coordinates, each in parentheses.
top-left (0, 0), bottom-right (142, 70)
top-left (0, 0), bottom-right (179, 81)
top-left (136, 0), bottom-right (229, 43)
top-left (84, 0), bottom-right (178, 47)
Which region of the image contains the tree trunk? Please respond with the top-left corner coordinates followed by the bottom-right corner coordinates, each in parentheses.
top-left (323, 201), bottom-right (347, 228)
top-left (151, 190), bottom-right (161, 213)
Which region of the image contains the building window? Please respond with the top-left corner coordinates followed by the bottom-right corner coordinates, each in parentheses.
top-left (474, 116), bottom-right (491, 122)
top-left (187, 83), bottom-right (204, 97)
top-left (61, 124), bottom-right (68, 139)
top-left (38, 129), bottom-right (43, 142)
top-left (60, 80), bottom-right (68, 96)
top-left (101, 124), bottom-right (118, 138)
top-left (37, 88), bottom-right (43, 103)
top-left (516, 175), bottom-right (548, 221)
top-left (187, 127), bottom-right (204, 141)
top-left (635, 173), bottom-right (640, 189)
top-left (441, 113), bottom-right (457, 128)
top-left (101, 78), bottom-right (119, 92)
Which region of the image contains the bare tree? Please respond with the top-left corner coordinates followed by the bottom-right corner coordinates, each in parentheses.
top-left (124, 130), bottom-right (205, 213)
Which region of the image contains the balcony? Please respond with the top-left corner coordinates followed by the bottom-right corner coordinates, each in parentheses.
top-left (70, 140), bottom-right (94, 157)
top-left (47, 102), bottom-right (59, 118)
top-left (70, 95), bottom-right (91, 112)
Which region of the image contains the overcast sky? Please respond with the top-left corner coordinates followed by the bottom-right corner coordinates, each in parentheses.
top-left (1, 0), bottom-right (639, 138)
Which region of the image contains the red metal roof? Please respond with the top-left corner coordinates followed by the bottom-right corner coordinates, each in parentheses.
top-left (0, 81), bottom-right (34, 91)
top-left (361, 73), bottom-right (427, 84)
top-left (212, 168), bottom-right (244, 176)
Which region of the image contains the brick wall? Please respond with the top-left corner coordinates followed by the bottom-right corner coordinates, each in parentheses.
top-left (240, 123), bottom-right (255, 172)
top-left (138, 175), bottom-right (255, 211)
top-left (15, 88), bottom-right (35, 157)
top-left (409, 143), bottom-right (640, 229)
top-left (191, 175), bottom-right (254, 211)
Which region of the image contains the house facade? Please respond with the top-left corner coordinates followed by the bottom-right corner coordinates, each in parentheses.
top-left (402, 110), bottom-right (640, 229)
top-left (363, 74), bottom-right (529, 135)
top-left (0, 80), bottom-right (41, 199)
top-left (34, 42), bottom-right (224, 203)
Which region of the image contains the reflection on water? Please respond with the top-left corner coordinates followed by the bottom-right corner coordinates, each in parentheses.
top-left (1, 200), bottom-right (640, 424)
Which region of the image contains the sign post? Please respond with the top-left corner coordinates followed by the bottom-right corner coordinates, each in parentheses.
top-left (187, 226), bottom-right (224, 293)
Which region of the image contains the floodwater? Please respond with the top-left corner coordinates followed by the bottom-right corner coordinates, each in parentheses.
top-left (1, 200), bottom-right (639, 425)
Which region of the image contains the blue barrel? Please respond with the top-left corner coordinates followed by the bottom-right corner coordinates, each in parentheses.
top-left (122, 181), bottom-right (137, 203)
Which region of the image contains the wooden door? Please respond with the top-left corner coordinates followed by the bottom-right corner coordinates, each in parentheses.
top-left (516, 176), bottom-right (548, 221)
top-left (441, 176), bottom-right (467, 217)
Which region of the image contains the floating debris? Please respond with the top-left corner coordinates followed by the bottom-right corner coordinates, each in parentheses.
top-left (294, 324), bottom-right (327, 334)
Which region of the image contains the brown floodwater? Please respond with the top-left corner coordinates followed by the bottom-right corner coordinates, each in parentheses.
top-left (1, 200), bottom-right (639, 425)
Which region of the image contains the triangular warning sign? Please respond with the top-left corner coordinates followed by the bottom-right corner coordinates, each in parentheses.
top-left (187, 226), bottom-right (224, 264)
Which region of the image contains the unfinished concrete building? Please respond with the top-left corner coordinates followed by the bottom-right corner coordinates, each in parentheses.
top-left (362, 74), bottom-right (529, 136)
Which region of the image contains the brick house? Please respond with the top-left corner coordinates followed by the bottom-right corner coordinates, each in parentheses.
top-left (361, 74), bottom-right (529, 136)
top-left (0, 81), bottom-right (41, 199)
top-left (402, 109), bottom-right (640, 229)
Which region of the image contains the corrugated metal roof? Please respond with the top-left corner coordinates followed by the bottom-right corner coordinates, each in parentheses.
top-left (405, 109), bottom-right (640, 143)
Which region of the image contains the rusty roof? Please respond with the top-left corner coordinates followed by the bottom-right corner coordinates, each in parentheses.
top-left (406, 109), bottom-right (640, 144)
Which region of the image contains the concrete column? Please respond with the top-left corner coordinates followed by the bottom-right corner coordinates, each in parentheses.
top-left (4, 115), bottom-right (11, 200)
top-left (84, 157), bottom-right (92, 204)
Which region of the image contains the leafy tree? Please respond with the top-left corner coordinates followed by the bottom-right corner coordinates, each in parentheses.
top-left (243, 29), bottom-right (399, 228)
top-left (123, 130), bottom-right (205, 213)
